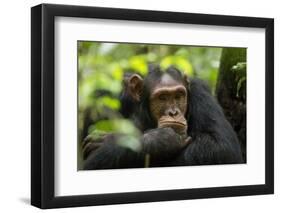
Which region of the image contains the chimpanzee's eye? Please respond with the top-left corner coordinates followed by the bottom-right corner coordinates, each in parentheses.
top-left (158, 94), bottom-right (167, 101)
top-left (175, 91), bottom-right (184, 100)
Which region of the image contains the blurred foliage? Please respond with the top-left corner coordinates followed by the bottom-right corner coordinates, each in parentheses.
top-left (78, 42), bottom-right (222, 112)
top-left (89, 119), bottom-right (142, 152)
top-left (78, 41), bottom-right (222, 169)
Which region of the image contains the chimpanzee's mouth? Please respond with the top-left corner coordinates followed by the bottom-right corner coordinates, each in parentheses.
top-left (159, 121), bottom-right (186, 127)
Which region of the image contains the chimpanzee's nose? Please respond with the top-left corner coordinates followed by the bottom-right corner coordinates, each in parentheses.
top-left (168, 108), bottom-right (179, 117)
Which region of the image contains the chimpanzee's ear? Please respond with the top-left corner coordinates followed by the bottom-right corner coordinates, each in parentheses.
top-left (128, 74), bottom-right (143, 101)
top-left (183, 74), bottom-right (190, 91)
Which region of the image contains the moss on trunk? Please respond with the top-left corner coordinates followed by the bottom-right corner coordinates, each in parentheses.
top-left (216, 48), bottom-right (247, 162)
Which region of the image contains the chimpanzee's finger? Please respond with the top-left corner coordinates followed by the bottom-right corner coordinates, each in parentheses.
top-left (180, 136), bottom-right (192, 148)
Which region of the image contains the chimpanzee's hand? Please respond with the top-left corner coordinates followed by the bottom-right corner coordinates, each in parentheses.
top-left (82, 134), bottom-right (108, 160)
top-left (141, 127), bottom-right (190, 162)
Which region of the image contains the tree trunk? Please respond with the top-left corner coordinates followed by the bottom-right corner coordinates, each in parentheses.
top-left (216, 48), bottom-right (247, 162)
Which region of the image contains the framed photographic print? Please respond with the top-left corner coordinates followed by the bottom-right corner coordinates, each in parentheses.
top-left (31, 3), bottom-right (274, 209)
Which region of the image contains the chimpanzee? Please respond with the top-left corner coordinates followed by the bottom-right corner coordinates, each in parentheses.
top-left (83, 65), bottom-right (243, 169)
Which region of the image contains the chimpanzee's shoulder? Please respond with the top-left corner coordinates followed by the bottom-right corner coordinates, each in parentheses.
top-left (189, 78), bottom-right (212, 94)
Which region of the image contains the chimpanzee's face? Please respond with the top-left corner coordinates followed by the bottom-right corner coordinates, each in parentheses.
top-left (126, 71), bottom-right (189, 135)
top-left (149, 74), bottom-right (188, 135)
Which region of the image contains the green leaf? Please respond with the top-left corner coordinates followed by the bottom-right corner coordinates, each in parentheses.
top-left (97, 96), bottom-right (121, 110)
top-left (111, 63), bottom-right (123, 80)
top-left (86, 128), bottom-right (107, 139)
top-left (174, 57), bottom-right (193, 75)
top-left (94, 119), bottom-right (140, 136)
top-left (231, 62), bottom-right (247, 79)
top-left (117, 135), bottom-right (142, 152)
top-left (160, 56), bottom-right (193, 75)
top-left (129, 56), bottom-right (148, 75)
top-left (160, 56), bottom-right (173, 69)
top-left (92, 119), bottom-right (142, 151)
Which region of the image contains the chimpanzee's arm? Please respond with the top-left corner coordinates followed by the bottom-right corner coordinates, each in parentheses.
top-left (170, 132), bottom-right (243, 166)
top-left (83, 127), bottom-right (187, 170)
top-left (169, 78), bottom-right (243, 166)
top-left (83, 134), bottom-right (142, 170)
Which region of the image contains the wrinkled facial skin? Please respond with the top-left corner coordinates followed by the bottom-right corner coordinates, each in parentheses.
top-left (149, 74), bottom-right (188, 135)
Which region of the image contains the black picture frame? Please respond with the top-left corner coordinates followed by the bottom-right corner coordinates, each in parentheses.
top-left (31, 3), bottom-right (274, 209)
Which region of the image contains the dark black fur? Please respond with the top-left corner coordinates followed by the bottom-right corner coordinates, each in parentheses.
top-left (83, 66), bottom-right (243, 170)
